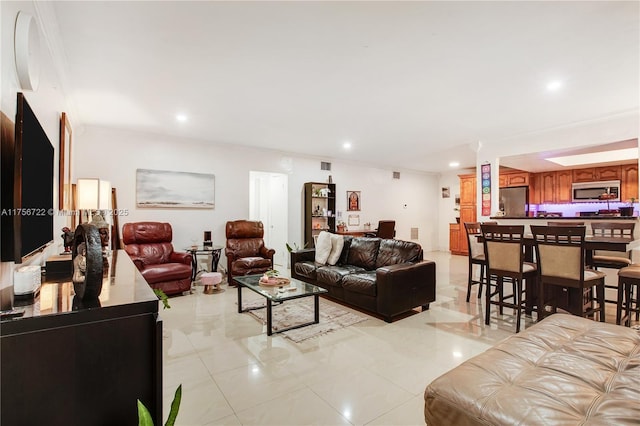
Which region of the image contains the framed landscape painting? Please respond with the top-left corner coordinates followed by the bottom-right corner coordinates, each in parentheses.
top-left (136, 169), bottom-right (215, 208)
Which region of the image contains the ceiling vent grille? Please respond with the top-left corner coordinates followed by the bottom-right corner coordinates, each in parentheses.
top-left (410, 227), bottom-right (419, 240)
top-left (321, 161), bottom-right (331, 171)
top-left (393, 171), bottom-right (400, 179)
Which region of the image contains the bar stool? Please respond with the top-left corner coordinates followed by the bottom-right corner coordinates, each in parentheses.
top-left (480, 224), bottom-right (537, 332)
top-left (531, 225), bottom-right (606, 322)
top-left (617, 264), bottom-right (640, 326)
top-left (589, 222), bottom-right (635, 304)
top-left (464, 222), bottom-right (487, 302)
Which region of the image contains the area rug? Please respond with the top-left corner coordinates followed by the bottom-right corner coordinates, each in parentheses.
top-left (242, 298), bottom-right (369, 342)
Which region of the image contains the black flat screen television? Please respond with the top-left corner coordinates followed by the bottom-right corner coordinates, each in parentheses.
top-left (15, 93), bottom-right (54, 261)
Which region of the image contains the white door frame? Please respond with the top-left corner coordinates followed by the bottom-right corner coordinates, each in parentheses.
top-left (249, 171), bottom-right (288, 268)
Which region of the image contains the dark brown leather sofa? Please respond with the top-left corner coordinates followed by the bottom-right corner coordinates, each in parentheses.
top-left (122, 222), bottom-right (192, 295)
top-left (225, 220), bottom-right (275, 284)
top-left (290, 236), bottom-right (436, 322)
top-left (424, 314), bottom-right (640, 425)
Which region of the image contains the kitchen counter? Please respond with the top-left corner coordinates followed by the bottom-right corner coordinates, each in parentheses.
top-left (490, 216), bottom-right (638, 220)
top-left (489, 216), bottom-right (639, 241)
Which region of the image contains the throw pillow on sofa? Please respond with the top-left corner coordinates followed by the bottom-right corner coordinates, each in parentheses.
top-left (315, 231), bottom-right (333, 264)
top-left (327, 234), bottom-right (344, 265)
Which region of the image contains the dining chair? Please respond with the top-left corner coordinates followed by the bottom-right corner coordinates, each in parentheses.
top-left (531, 225), bottom-right (606, 322)
top-left (589, 222), bottom-right (635, 269)
top-left (364, 220), bottom-right (396, 239)
top-left (463, 222), bottom-right (487, 302)
top-left (616, 264), bottom-right (640, 326)
top-left (480, 224), bottom-right (537, 332)
top-left (589, 221), bottom-right (635, 304)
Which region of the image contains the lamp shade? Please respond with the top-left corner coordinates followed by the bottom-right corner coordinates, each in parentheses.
top-left (77, 178), bottom-right (111, 210)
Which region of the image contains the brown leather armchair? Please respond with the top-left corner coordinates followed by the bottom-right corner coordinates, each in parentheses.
top-left (225, 220), bottom-right (275, 285)
top-left (122, 222), bottom-right (192, 296)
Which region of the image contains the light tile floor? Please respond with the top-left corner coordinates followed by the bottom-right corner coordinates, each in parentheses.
top-left (161, 250), bottom-right (629, 425)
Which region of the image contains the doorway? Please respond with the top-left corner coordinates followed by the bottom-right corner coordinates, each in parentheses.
top-left (249, 171), bottom-right (288, 268)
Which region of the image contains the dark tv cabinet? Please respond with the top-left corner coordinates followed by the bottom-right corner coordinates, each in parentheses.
top-left (0, 250), bottom-right (162, 426)
top-left (304, 182), bottom-right (336, 248)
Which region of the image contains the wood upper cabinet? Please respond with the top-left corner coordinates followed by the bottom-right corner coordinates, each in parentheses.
top-left (459, 173), bottom-right (476, 205)
top-left (572, 168), bottom-right (596, 183)
top-left (595, 165), bottom-right (621, 181)
top-left (621, 164), bottom-right (638, 201)
top-left (539, 172), bottom-right (556, 203)
top-left (536, 171), bottom-right (571, 203)
top-left (573, 166), bottom-right (621, 182)
top-left (499, 171), bottom-right (529, 187)
top-left (555, 170), bottom-right (573, 203)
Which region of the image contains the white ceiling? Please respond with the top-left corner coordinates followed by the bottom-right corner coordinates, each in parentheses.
top-left (44, 1), bottom-right (639, 173)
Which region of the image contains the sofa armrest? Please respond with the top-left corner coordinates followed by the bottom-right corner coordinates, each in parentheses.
top-left (170, 251), bottom-right (192, 265)
top-left (127, 255), bottom-right (145, 271)
top-left (290, 248), bottom-right (315, 265)
top-left (376, 260), bottom-right (436, 318)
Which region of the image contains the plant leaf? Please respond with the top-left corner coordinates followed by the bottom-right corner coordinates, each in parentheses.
top-left (164, 384), bottom-right (182, 426)
top-left (137, 399), bottom-right (154, 426)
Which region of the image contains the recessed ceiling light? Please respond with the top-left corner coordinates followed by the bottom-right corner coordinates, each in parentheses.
top-left (176, 114), bottom-right (188, 122)
top-left (546, 80), bottom-right (563, 91)
top-left (546, 148), bottom-right (637, 166)
top-left (342, 141), bottom-right (352, 150)
top-left (449, 161), bottom-right (460, 168)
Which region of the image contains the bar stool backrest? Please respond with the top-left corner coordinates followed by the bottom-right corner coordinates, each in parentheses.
top-left (480, 224), bottom-right (526, 275)
top-left (531, 225), bottom-right (586, 282)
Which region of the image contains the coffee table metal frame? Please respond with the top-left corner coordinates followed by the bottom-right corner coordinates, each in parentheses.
top-left (234, 274), bottom-right (328, 336)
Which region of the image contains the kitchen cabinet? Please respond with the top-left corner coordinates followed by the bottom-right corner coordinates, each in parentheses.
top-left (449, 223), bottom-right (461, 254)
top-left (573, 166), bottom-right (621, 183)
top-left (621, 164), bottom-right (638, 201)
top-left (533, 171), bottom-right (571, 203)
top-left (595, 165), bottom-right (621, 181)
top-left (555, 170), bottom-right (573, 203)
top-left (455, 173), bottom-right (476, 256)
top-left (572, 168), bottom-right (596, 183)
top-left (304, 182), bottom-right (336, 248)
top-left (538, 172), bottom-right (556, 203)
top-left (460, 173), bottom-right (476, 205)
top-left (499, 171), bottom-right (529, 187)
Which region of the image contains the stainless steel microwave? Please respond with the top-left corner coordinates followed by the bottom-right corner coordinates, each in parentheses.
top-left (571, 180), bottom-right (620, 202)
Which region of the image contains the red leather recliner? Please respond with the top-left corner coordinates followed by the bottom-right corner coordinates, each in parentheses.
top-left (122, 222), bottom-right (192, 296)
top-left (225, 220), bottom-right (275, 285)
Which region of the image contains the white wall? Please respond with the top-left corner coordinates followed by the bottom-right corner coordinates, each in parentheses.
top-left (73, 126), bottom-right (440, 269)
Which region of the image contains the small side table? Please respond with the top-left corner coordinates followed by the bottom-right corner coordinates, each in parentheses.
top-left (184, 245), bottom-right (223, 283)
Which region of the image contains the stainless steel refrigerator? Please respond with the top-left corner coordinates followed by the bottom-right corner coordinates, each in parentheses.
top-left (499, 186), bottom-right (529, 217)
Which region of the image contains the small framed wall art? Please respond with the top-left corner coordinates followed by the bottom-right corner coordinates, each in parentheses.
top-left (347, 191), bottom-right (360, 211)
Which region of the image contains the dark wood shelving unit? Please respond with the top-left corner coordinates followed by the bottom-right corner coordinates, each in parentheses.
top-left (304, 182), bottom-right (336, 248)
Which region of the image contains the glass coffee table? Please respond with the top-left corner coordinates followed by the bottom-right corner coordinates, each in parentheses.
top-left (234, 274), bottom-right (328, 336)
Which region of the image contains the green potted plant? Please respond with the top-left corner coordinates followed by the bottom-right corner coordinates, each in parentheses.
top-left (336, 221), bottom-right (347, 232)
top-left (138, 384), bottom-right (181, 426)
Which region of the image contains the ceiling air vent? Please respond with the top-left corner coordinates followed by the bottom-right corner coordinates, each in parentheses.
top-left (393, 171), bottom-right (400, 179)
top-left (321, 161), bottom-right (331, 171)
